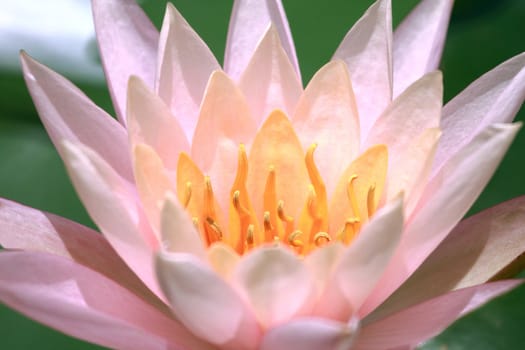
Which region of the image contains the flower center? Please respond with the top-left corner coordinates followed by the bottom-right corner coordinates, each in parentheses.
top-left (176, 141), bottom-right (387, 256)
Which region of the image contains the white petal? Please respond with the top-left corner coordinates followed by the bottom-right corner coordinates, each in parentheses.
top-left (234, 245), bottom-right (315, 326)
top-left (156, 252), bottom-right (260, 348)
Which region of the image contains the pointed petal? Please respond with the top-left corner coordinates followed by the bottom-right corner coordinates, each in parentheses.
top-left (160, 193), bottom-right (206, 259)
top-left (20, 52), bottom-right (133, 182)
top-left (92, 0), bottom-right (158, 124)
top-left (156, 4), bottom-right (220, 140)
top-left (234, 245), bottom-right (315, 326)
top-left (364, 71), bottom-right (442, 155)
top-left (393, 0), bottom-right (454, 97)
top-left (225, 0), bottom-right (300, 82)
top-left (319, 197), bottom-right (403, 320)
top-left (433, 52), bottom-right (525, 174)
top-left (0, 198), bottom-right (156, 304)
top-left (361, 123), bottom-right (521, 316)
top-left (0, 251), bottom-right (214, 350)
top-left (239, 25), bottom-right (302, 125)
top-left (261, 317), bottom-right (359, 350)
top-left (62, 141), bottom-right (162, 299)
top-left (248, 110), bottom-right (309, 219)
top-left (127, 76), bottom-right (189, 171)
top-left (388, 128), bottom-right (441, 212)
top-left (156, 252), bottom-right (260, 348)
top-left (357, 281), bottom-right (522, 349)
top-left (293, 60), bottom-right (360, 195)
top-left (133, 144), bottom-right (174, 234)
top-left (333, 0), bottom-right (393, 140)
top-left (191, 71), bottom-right (257, 207)
top-left (369, 195), bottom-right (525, 322)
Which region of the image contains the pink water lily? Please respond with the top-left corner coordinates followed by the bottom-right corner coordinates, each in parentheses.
top-left (1, 0), bottom-right (524, 349)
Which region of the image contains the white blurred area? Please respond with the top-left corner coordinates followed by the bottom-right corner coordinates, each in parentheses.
top-left (0, 0), bottom-right (104, 82)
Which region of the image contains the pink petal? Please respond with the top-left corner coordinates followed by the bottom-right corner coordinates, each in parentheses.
top-left (333, 0), bottom-right (393, 141)
top-left (127, 76), bottom-right (190, 171)
top-left (393, 0), bottom-right (454, 97)
top-left (239, 25), bottom-right (302, 125)
top-left (356, 280), bottom-right (522, 349)
top-left (364, 71), bottom-right (442, 155)
top-left (433, 52), bottom-right (525, 174)
top-left (132, 143), bottom-right (175, 235)
top-left (293, 60), bottom-right (360, 196)
top-left (0, 251), bottom-right (214, 350)
top-left (225, 0), bottom-right (300, 82)
top-left (62, 141), bottom-right (162, 299)
top-left (156, 3), bottom-right (220, 140)
top-left (92, 0), bottom-right (158, 124)
top-left (20, 52), bottom-right (133, 182)
top-left (260, 317), bottom-right (359, 350)
top-left (388, 128), bottom-right (441, 213)
top-left (191, 70), bottom-right (257, 208)
top-left (318, 197), bottom-right (403, 320)
top-left (361, 123), bottom-right (521, 316)
top-left (0, 198), bottom-right (158, 305)
top-left (304, 243), bottom-right (345, 299)
top-left (156, 252), bottom-right (260, 349)
top-left (368, 195), bottom-right (525, 322)
top-left (160, 193), bottom-right (206, 259)
top-left (234, 245), bottom-right (315, 327)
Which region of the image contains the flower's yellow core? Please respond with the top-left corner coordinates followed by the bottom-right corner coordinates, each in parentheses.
top-left (176, 111), bottom-right (387, 256)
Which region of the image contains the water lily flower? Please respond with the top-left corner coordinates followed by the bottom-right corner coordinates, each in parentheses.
top-left (1, 0), bottom-right (524, 349)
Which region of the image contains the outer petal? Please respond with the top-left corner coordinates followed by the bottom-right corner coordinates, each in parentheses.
top-left (92, 0), bottom-right (158, 124)
top-left (0, 251), bottom-right (214, 350)
top-left (433, 52), bottom-right (525, 174)
top-left (368, 195), bottom-right (525, 322)
top-left (234, 245), bottom-right (315, 327)
top-left (364, 71), bottom-right (442, 154)
top-left (361, 123), bottom-right (521, 316)
top-left (225, 0), bottom-right (300, 82)
top-left (62, 141), bottom-right (162, 299)
top-left (156, 4), bottom-right (220, 140)
top-left (333, 0), bottom-right (392, 140)
top-left (239, 25), bottom-right (302, 125)
top-left (156, 252), bottom-right (260, 349)
top-left (318, 197), bottom-right (403, 320)
top-left (260, 317), bottom-right (359, 350)
top-left (293, 60), bottom-right (360, 196)
top-left (191, 71), bottom-right (257, 208)
top-left (304, 243), bottom-right (345, 299)
top-left (393, 0), bottom-right (454, 97)
top-left (356, 281), bottom-right (522, 350)
top-left (127, 76), bottom-right (189, 171)
top-left (0, 198), bottom-right (158, 305)
top-left (20, 52), bottom-right (133, 182)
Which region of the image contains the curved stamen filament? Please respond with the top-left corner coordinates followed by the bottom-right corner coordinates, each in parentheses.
top-left (367, 184), bottom-right (376, 218)
top-left (203, 176), bottom-right (221, 244)
top-left (347, 175), bottom-right (361, 221)
top-left (277, 200), bottom-right (295, 238)
top-left (314, 232), bottom-right (331, 247)
top-left (288, 230), bottom-right (304, 249)
top-left (183, 181), bottom-right (192, 209)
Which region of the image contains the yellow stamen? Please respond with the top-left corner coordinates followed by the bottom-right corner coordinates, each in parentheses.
top-left (314, 232), bottom-right (331, 247)
top-left (288, 230), bottom-right (304, 248)
top-left (183, 181), bottom-right (192, 209)
top-left (277, 200), bottom-right (294, 237)
top-left (347, 175), bottom-right (361, 221)
top-left (337, 218), bottom-right (360, 244)
top-left (367, 184), bottom-right (376, 218)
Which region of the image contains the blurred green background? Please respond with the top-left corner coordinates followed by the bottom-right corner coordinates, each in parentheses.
top-left (0, 0), bottom-right (524, 348)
